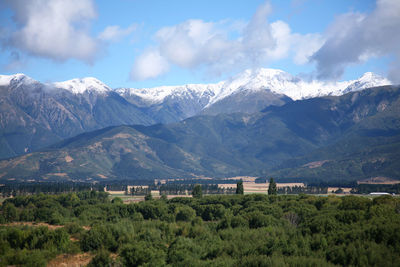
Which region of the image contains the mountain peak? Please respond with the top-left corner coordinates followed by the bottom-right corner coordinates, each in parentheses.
top-left (228, 68), bottom-right (289, 84)
top-left (0, 73), bottom-right (36, 87)
top-left (343, 72), bottom-right (391, 94)
top-left (53, 77), bottom-right (111, 94)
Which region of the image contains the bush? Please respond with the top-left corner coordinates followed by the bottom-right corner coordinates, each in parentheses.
top-left (247, 212), bottom-right (276, 229)
top-left (231, 215), bottom-right (248, 228)
top-left (120, 242), bottom-right (166, 266)
top-left (87, 249), bottom-right (115, 267)
top-left (111, 197), bottom-right (123, 204)
top-left (175, 206), bottom-right (196, 222)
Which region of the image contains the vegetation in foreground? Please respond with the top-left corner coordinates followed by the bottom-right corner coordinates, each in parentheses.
top-left (0, 191), bottom-right (400, 266)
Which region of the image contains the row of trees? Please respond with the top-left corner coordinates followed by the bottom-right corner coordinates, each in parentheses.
top-left (194, 178), bottom-right (278, 197)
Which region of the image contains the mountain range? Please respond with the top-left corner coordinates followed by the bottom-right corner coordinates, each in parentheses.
top-left (1, 83), bottom-right (399, 183)
top-left (0, 69), bottom-right (390, 160)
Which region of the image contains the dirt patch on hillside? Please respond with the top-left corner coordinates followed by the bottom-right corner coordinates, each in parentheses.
top-left (105, 133), bottom-right (133, 140)
top-left (0, 222), bottom-right (91, 231)
top-left (65, 155), bottom-right (74, 162)
top-left (48, 172), bottom-right (68, 177)
top-left (47, 253), bottom-right (93, 267)
top-left (0, 222), bottom-right (64, 229)
top-left (303, 160), bottom-right (329, 168)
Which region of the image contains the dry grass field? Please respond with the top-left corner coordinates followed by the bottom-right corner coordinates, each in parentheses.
top-left (357, 177), bottom-right (400, 185)
top-left (218, 182), bottom-right (305, 194)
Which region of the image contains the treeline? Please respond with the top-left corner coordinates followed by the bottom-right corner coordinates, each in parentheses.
top-left (0, 182), bottom-right (105, 197)
top-left (278, 186), bottom-right (327, 194)
top-left (130, 184), bottom-right (235, 196)
top-left (356, 184), bottom-right (400, 194)
top-left (1, 191), bottom-right (400, 266)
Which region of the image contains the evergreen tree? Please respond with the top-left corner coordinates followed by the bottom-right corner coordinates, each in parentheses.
top-left (236, 181), bottom-right (244, 195)
top-left (268, 178), bottom-right (277, 195)
top-left (192, 184), bottom-right (203, 198)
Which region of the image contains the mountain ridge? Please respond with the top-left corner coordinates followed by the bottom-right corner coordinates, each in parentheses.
top-left (0, 69), bottom-right (392, 160)
top-left (0, 68), bottom-right (391, 103)
top-left (1, 85), bottom-right (399, 182)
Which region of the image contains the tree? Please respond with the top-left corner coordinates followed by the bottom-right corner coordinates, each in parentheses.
top-left (145, 192), bottom-right (153, 201)
top-left (175, 206), bottom-right (196, 221)
top-left (160, 193), bottom-right (168, 201)
top-left (236, 181), bottom-right (244, 195)
top-left (3, 203), bottom-right (18, 222)
top-left (192, 185), bottom-right (202, 198)
top-left (268, 178), bottom-right (277, 195)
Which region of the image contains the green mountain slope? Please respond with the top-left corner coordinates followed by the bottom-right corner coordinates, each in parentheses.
top-left (0, 82), bottom-right (155, 159)
top-left (271, 87), bottom-right (400, 181)
top-left (1, 85), bottom-right (400, 182)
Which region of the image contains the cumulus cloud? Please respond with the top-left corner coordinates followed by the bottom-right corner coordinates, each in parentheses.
top-left (131, 1), bottom-right (323, 80)
top-left (312, 0), bottom-right (400, 82)
top-left (155, 19), bottom-right (217, 68)
top-left (3, 0), bottom-right (99, 63)
top-left (98, 24), bottom-right (137, 42)
top-left (130, 49), bottom-right (170, 80)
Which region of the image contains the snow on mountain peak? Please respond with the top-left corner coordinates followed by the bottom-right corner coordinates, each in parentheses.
top-left (53, 77), bottom-right (111, 94)
top-left (0, 73), bottom-right (36, 87)
top-left (221, 68), bottom-right (391, 101)
top-left (209, 68), bottom-right (295, 104)
top-left (1, 69), bottom-right (392, 104)
top-left (117, 68), bottom-right (391, 107)
top-left (117, 82), bottom-right (224, 104)
top-left (343, 72), bottom-right (391, 94)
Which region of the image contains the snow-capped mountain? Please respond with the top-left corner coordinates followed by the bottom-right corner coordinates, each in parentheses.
top-left (53, 77), bottom-right (111, 94)
top-left (0, 73), bottom-right (38, 88)
top-left (1, 68), bottom-right (390, 104)
top-left (0, 68), bottom-right (391, 126)
top-left (119, 68), bottom-right (391, 105)
top-left (0, 68), bottom-right (392, 160)
top-left (117, 68), bottom-right (390, 117)
top-left (0, 74), bottom-right (111, 95)
top-left (0, 73), bottom-right (154, 160)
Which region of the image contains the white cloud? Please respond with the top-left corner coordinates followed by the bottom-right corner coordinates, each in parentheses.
top-left (98, 24), bottom-right (137, 42)
top-left (155, 19), bottom-right (216, 68)
top-left (292, 33), bottom-right (325, 65)
top-left (131, 1), bottom-right (323, 80)
top-left (311, 0), bottom-right (400, 82)
top-left (130, 49), bottom-right (170, 81)
top-left (3, 0), bottom-right (99, 63)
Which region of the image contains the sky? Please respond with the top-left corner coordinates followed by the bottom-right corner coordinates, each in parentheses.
top-left (0, 0), bottom-right (399, 88)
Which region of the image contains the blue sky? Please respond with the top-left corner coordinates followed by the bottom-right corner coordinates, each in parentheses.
top-left (1, 0), bottom-right (398, 88)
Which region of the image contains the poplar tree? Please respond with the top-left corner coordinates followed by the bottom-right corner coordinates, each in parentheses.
top-left (268, 177), bottom-right (277, 195)
top-left (192, 184), bottom-right (203, 198)
top-left (236, 181), bottom-right (244, 195)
